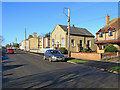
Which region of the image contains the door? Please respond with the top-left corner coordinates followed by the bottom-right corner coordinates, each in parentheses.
top-left (80, 40), bottom-right (83, 51)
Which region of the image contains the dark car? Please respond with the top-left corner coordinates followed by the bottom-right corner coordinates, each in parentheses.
top-left (7, 49), bottom-right (14, 54)
top-left (43, 50), bottom-right (65, 62)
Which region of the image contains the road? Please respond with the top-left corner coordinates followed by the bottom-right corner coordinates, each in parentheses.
top-left (2, 50), bottom-right (119, 88)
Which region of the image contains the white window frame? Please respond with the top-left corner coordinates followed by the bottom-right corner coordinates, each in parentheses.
top-left (99, 32), bottom-right (103, 37)
top-left (71, 39), bottom-right (75, 47)
top-left (109, 31), bottom-right (113, 36)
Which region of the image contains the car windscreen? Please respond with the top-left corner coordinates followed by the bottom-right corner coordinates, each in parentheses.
top-left (50, 50), bottom-right (61, 54)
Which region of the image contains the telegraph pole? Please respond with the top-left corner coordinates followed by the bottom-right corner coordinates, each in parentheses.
top-left (16, 38), bottom-right (17, 43)
top-left (68, 8), bottom-right (70, 57)
top-left (64, 8), bottom-right (70, 57)
top-left (25, 28), bottom-right (26, 51)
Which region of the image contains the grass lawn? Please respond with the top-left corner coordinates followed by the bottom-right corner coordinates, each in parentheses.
top-left (108, 66), bottom-right (120, 72)
top-left (68, 59), bottom-right (89, 63)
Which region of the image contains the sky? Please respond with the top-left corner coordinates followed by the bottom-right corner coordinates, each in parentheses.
top-left (2, 2), bottom-right (118, 46)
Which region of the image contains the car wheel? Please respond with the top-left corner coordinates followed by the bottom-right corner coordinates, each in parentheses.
top-left (49, 57), bottom-right (52, 62)
top-left (43, 56), bottom-right (46, 60)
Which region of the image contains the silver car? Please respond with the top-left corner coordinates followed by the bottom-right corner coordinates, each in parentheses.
top-left (43, 50), bottom-right (65, 62)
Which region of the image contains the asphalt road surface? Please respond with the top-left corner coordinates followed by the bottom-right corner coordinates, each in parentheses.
top-left (2, 50), bottom-right (119, 88)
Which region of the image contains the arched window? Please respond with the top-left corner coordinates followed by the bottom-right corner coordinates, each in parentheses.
top-left (52, 39), bottom-right (54, 47)
top-left (61, 37), bottom-right (64, 47)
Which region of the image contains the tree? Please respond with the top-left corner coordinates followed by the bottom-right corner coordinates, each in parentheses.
top-left (104, 44), bottom-right (118, 52)
top-left (13, 43), bottom-right (19, 48)
top-left (45, 32), bottom-right (51, 37)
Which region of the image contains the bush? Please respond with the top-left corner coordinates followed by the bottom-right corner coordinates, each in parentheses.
top-left (87, 47), bottom-right (92, 51)
top-left (104, 44), bottom-right (118, 52)
top-left (58, 47), bottom-right (68, 54)
top-left (82, 48), bottom-right (88, 52)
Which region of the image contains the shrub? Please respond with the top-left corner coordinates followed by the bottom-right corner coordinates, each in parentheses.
top-left (58, 47), bottom-right (68, 54)
top-left (87, 47), bottom-right (92, 51)
top-left (82, 48), bottom-right (88, 52)
top-left (104, 44), bottom-right (118, 52)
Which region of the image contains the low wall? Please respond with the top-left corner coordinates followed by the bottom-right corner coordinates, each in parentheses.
top-left (71, 52), bottom-right (101, 61)
top-left (29, 48), bottom-right (52, 53)
top-left (102, 52), bottom-right (120, 60)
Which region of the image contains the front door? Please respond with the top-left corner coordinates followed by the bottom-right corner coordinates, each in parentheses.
top-left (80, 40), bottom-right (82, 51)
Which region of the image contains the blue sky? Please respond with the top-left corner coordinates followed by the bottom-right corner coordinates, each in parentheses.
top-left (2, 2), bottom-right (118, 46)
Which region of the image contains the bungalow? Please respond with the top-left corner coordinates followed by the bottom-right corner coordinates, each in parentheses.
top-left (50, 24), bottom-right (96, 52)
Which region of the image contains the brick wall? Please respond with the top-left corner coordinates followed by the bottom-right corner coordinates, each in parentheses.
top-left (71, 52), bottom-right (101, 61)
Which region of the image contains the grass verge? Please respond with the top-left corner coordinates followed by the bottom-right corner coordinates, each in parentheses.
top-left (68, 59), bottom-right (89, 63)
top-left (108, 66), bottom-right (120, 72)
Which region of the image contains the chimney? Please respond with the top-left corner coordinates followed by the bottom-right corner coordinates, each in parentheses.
top-left (73, 24), bottom-right (75, 27)
top-left (33, 33), bottom-right (37, 38)
top-left (106, 14), bottom-right (110, 25)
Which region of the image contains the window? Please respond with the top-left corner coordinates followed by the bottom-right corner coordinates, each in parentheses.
top-left (99, 32), bottom-right (103, 37)
top-left (71, 39), bottom-right (75, 47)
top-left (80, 40), bottom-right (82, 47)
top-left (52, 39), bottom-right (54, 47)
top-left (61, 37), bottom-right (64, 47)
top-left (87, 40), bottom-right (91, 48)
top-left (109, 31), bottom-right (113, 36)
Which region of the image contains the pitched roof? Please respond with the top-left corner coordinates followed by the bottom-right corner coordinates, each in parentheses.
top-left (96, 17), bottom-right (120, 34)
top-left (59, 25), bottom-right (94, 37)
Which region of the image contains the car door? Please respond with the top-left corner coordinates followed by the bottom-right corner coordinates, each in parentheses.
top-left (44, 50), bottom-right (48, 59)
top-left (45, 50), bottom-right (50, 59)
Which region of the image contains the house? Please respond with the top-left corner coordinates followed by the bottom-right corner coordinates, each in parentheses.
top-left (28, 33), bottom-right (39, 50)
top-left (96, 14), bottom-right (120, 53)
top-left (19, 40), bottom-right (24, 50)
top-left (39, 37), bottom-right (50, 48)
top-left (50, 24), bottom-right (96, 52)
top-left (20, 33), bottom-right (50, 51)
top-left (19, 39), bottom-right (29, 51)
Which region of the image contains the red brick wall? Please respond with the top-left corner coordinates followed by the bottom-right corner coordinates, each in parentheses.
top-left (102, 52), bottom-right (120, 58)
top-left (71, 52), bottom-right (101, 61)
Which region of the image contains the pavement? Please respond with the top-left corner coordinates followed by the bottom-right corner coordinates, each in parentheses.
top-left (2, 50), bottom-right (119, 88)
top-left (70, 59), bottom-right (119, 74)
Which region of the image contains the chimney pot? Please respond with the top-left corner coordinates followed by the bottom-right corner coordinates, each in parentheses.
top-left (73, 24), bottom-right (75, 27)
top-left (106, 14), bottom-right (110, 25)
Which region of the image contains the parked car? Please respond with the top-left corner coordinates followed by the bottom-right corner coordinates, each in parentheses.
top-left (43, 50), bottom-right (65, 62)
top-left (7, 49), bottom-right (14, 54)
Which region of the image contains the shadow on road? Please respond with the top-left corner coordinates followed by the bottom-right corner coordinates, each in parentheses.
top-left (2, 66), bottom-right (118, 88)
top-left (2, 56), bottom-right (10, 61)
top-left (2, 64), bottom-right (27, 72)
top-left (13, 52), bottom-right (26, 54)
top-left (2, 61), bottom-right (14, 64)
